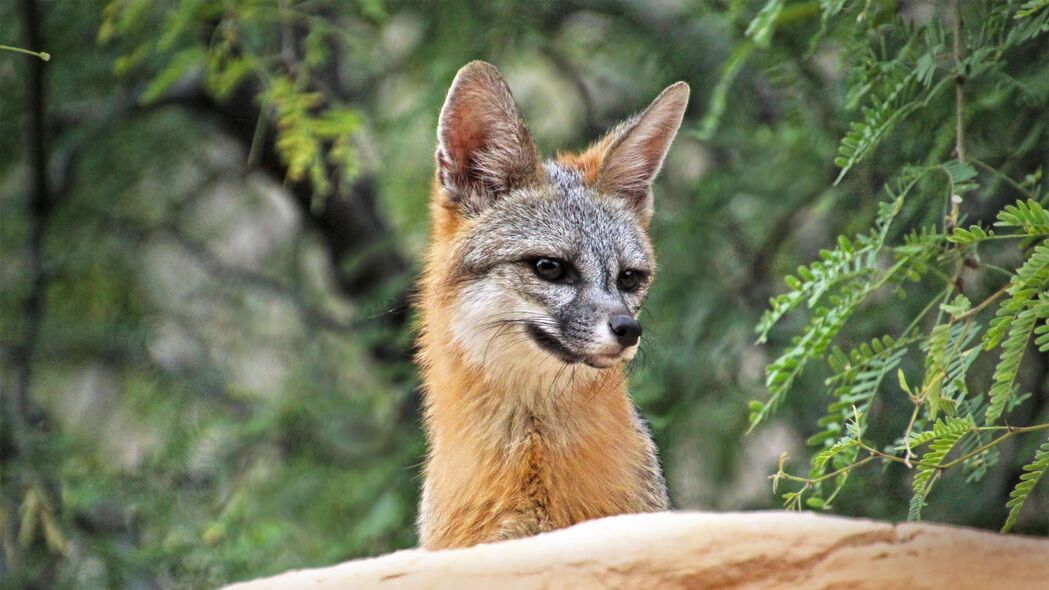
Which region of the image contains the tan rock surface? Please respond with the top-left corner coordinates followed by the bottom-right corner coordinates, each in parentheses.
top-left (221, 511), bottom-right (1049, 589)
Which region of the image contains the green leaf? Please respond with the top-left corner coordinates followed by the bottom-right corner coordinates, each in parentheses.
top-left (1001, 438), bottom-right (1049, 533)
top-left (897, 368), bottom-right (911, 395)
top-left (1016, 0), bottom-right (1049, 19)
top-left (834, 67), bottom-right (919, 184)
top-left (984, 241), bottom-right (1049, 423)
top-left (994, 199), bottom-right (1049, 236)
top-left (138, 46), bottom-right (206, 105)
top-left (948, 225), bottom-right (993, 244)
top-left (745, 0), bottom-right (784, 47)
top-left (985, 240), bottom-right (1049, 350)
top-left (940, 294), bottom-right (972, 317)
top-left (909, 416), bottom-right (975, 521)
top-left (756, 194), bottom-right (906, 343)
top-left (985, 307), bottom-right (1038, 424)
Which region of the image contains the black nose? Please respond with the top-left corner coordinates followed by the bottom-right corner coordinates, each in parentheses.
top-left (609, 315), bottom-right (642, 348)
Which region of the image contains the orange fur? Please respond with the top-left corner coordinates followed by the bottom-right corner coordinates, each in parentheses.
top-left (556, 136), bottom-right (616, 186)
top-left (416, 180), bottom-right (666, 550)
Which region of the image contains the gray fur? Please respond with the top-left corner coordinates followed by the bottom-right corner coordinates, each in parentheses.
top-left (449, 161), bottom-right (654, 365)
top-left (435, 62), bottom-right (686, 370)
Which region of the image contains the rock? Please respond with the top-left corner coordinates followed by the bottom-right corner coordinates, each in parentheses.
top-left (221, 511), bottom-right (1049, 590)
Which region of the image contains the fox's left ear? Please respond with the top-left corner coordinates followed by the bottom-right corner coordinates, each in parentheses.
top-left (592, 82), bottom-right (689, 222)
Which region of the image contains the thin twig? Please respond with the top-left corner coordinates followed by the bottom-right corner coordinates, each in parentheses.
top-left (901, 402), bottom-right (922, 468)
top-left (955, 284), bottom-right (1010, 321)
top-left (951, 0), bottom-right (966, 165)
top-left (0, 43), bottom-right (49, 60)
top-left (776, 422), bottom-right (1049, 489)
top-left (773, 454), bottom-right (879, 486)
top-left (939, 423), bottom-right (1049, 470)
top-left (970, 157), bottom-right (1038, 201)
top-left (947, 0), bottom-right (966, 231)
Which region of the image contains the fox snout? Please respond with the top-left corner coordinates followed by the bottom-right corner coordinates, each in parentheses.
top-left (523, 300), bottom-right (642, 368)
top-left (609, 315), bottom-right (641, 348)
top-left (572, 305), bottom-right (643, 368)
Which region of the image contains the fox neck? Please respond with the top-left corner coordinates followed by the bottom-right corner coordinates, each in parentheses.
top-left (423, 350), bottom-right (629, 448)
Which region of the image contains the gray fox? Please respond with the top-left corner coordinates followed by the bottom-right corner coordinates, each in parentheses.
top-left (415, 61), bottom-right (689, 550)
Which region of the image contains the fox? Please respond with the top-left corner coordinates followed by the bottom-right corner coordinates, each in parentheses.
top-left (416, 61), bottom-right (689, 550)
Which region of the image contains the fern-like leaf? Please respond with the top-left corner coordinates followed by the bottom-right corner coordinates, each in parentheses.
top-left (921, 316), bottom-right (981, 418)
top-left (754, 290), bottom-right (865, 429)
top-left (900, 428), bottom-right (938, 450)
top-left (948, 224), bottom-right (995, 244)
top-left (984, 240), bottom-right (1049, 423)
top-left (1001, 438), bottom-right (1049, 533)
top-left (834, 67), bottom-right (919, 184)
top-left (994, 199), bottom-right (1049, 236)
top-left (1005, 5), bottom-right (1049, 50)
top-left (985, 307), bottom-right (1038, 424)
top-left (1034, 292), bottom-right (1049, 352)
top-left (810, 335), bottom-right (908, 448)
top-left (985, 240), bottom-right (1049, 349)
top-left (756, 196), bottom-right (905, 342)
top-left (909, 416), bottom-right (974, 521)
top-left (1017, 0), bottom-right (1049, 18)
top-left (746, 0), bottom-right (784, 47)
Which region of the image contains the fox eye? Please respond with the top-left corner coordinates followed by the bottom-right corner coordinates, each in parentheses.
top-left (533, 258), bottom-right (568, 282)
top-left (617, 269), bottom-right (645, 292)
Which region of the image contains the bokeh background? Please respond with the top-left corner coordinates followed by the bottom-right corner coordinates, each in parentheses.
top-left (2, 1), bottom-right (1048, 588)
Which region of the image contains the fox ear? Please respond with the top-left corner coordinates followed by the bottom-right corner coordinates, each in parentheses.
top-left (593, 82), bottom-right (689, 221)
top-left (435, 61), bottom-right (542, 214)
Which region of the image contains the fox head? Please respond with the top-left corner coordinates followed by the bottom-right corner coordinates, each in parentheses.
top-left (424, 61), bottom-right (688, 384)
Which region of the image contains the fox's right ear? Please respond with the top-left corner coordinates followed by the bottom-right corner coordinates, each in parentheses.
top-left (435, 61), bottom-right (542, 215)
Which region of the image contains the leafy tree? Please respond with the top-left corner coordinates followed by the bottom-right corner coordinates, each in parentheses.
top-left (744, 0), bottom-right (1049, 530)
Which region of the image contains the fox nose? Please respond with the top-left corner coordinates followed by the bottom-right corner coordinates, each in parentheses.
top-left (609, 315), bottom-right (642, 348)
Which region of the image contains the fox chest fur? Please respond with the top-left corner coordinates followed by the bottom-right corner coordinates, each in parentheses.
top-left (417, 312), bottom-right (668, 549)
top-left (416, 61), bottom-right (687, 550)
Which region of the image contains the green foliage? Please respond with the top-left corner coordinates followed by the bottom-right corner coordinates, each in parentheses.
top-left (909, 416), bottom-right (975, 521)
top-left (1002, 438), bottom-right (1049, 532)
top-left (754, 0), bottom-right (1049, 532)
top-left (984, 240), bottom-right (1049, 422)
top-left (756, 196), bottom-right (905, 345)
top-left (751, 187), bottom-right (944, 429)
top-left (263, 77), bottom-right (361, 201)
top-left (833, 66), bottom-right (921, 183)
top-left (746, 0), bottom-right (784, 48)
top-left (809, 335), bottom-right (910, 449)
top-left (985, 301), bottom-right (1040, 424)
top-left (101, 0), bottom-right (364, 201)
top-left (997, 199), bottom-right (1049, 235)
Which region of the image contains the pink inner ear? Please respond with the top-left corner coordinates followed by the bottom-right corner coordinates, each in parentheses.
top-left (442, 113), bottom-right (482, 170)
top-left (435, 62), bottom-right (543, 205)
top-left (586, 82), bottom-right (689, 216)
top-left (637, 136), bottom-right (666, 176)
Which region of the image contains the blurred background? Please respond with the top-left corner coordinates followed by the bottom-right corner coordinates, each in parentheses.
top-left (2, 0), bottom-right (1048, 588)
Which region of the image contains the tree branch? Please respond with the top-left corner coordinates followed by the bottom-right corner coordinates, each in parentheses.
top-left (147, 74), bottom-right (414, 365)
top-left (7, 0), bottom-right (50, 459)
